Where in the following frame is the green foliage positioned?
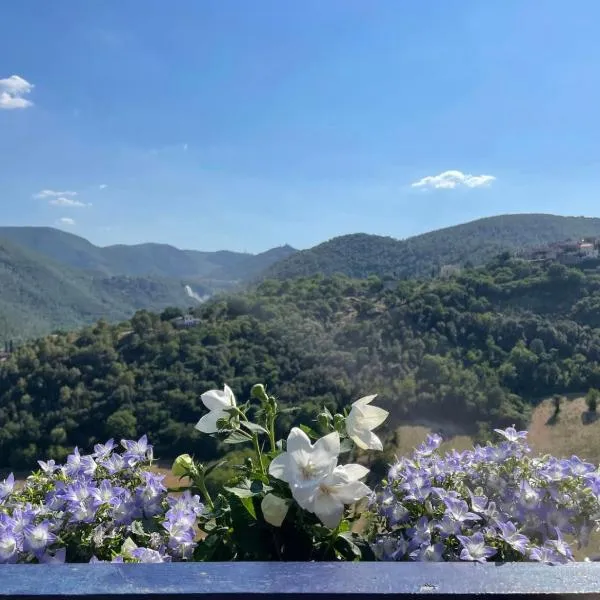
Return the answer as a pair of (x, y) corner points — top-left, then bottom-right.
(263, 214), (600, 280)
(5, 258), (600, 470)
(586, 388), (599, 413)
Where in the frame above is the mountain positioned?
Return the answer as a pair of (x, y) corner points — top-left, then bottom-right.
(262, 214), (600, 280)
(0, 238), (196, 342)
(4, 257), (600, 470)
(0, 227), (297, 281)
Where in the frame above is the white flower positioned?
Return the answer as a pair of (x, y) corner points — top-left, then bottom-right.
(261, 494), (290, 527)
(345, 394), (389, 451)
(293, 463), (371, 528)
(269, 428), (371, 528)
(195, 384), (236, 434)
(269, 428), (340, 491)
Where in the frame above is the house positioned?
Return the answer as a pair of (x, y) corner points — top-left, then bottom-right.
(172, 315), (202, 329)
(579, 242), (599, 258)
(440, 264), (462, 279)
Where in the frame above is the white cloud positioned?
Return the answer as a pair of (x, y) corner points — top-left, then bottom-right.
(49, 197), (87, 207)
(57, 217), (76, 227)
(98, 184), (108, 190)
(411, 170), (496, 190)
(34, 189), (78, 199)
(0, 75), (34, 110)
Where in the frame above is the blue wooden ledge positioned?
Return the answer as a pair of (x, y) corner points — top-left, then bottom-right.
(1, 563), (600, 599)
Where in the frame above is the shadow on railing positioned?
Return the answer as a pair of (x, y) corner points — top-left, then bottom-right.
(2, 563), (600, 599)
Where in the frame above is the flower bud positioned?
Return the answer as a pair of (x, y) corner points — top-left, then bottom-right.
(333, 413), (346, 432)
(245, 457), (254, 470)
(251, 384), (269, 403)
(317, 412), (330, 430)
(172, 454), (194, 478)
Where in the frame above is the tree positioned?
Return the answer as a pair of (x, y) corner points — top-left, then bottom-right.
(586, 388), (599, 413)
(552, 394), (562, 416)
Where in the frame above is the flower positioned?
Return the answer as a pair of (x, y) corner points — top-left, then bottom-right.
(293, 464), (371, 528)
(195, 384), (237, 434)
(269, 428), (340, 490)
(172, 454), (195, 478)
(345, 394), (389, 451)
(0, 473), (15, 501)
(456, 532), (497, 563)
(261, 494), (290, 527)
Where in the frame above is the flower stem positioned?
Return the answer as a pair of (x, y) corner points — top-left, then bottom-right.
(252, 433), (266, 477)
(194, 473), (214, 510)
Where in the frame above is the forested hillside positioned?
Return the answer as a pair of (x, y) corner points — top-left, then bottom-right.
(4, 257), (600, 470)
(264, 214), (600, 279)
(0, 227), (297, 281)
(0, 238), (200, 342)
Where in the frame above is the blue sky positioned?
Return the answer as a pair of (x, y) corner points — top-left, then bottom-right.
(2, 1), (600, 252)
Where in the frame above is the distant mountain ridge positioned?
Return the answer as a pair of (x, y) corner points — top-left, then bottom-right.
(3, 213), (600, 341)
(0, 227), (297, 281)
(263, 214), (600, 280)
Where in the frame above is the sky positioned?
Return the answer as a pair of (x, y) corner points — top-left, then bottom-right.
(2, 1), (600, 253)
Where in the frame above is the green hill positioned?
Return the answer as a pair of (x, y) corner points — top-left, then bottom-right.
(262, 214), (600, 280)
(0, 238), (197, 342)
(4, 256), (600, 470)
(0, 227), (297, 281)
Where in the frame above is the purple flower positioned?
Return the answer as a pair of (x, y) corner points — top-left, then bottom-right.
(65, 448), (97, 477)
(90, 480), (117, 507)
(456, 532), (497, 563)
(443, 497), (481, 523)
(167, 491), (204, 516)
(92, 439), (116, 460)
(0, 531), (18, 564)
(409, 543), (445, 562)
(0, 473), (15, 501)
(121, 435), (152, 466)
(23, 521), (56, 555)
(100, 453), (125, 475)
(63, 481), (94, 504)
(130, 547), (171, 563)
(37, 460), (59, 475)
(497, 521), (529, 555)
(415, 434), (443, 457)
(493, 426), (527, 443)
(546, 528), (574, 562)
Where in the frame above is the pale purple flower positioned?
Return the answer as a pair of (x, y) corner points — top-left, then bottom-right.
(456, 532), (497, 563)
(23, 521), (56, 555)
(37, 460), (59, 475)
(410, 543), (445, 562)
(0, 473), (15, 501)
(101, 453), (125, 475)
(130, 547), (171, 563)
(122, 435), (153, 466)
(92, 439), (116, 460)
(493, 427), (527, 443)
(39, 548), (66, 564)
(443, 497), (481, 523)
(497, 521), (529, 554)
(0, 531), (18, 563)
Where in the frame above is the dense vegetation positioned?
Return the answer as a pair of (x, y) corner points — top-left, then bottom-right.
(4, 256), (600, 471)
(264, 214), (600, 279)
(0, 238), (201, 342)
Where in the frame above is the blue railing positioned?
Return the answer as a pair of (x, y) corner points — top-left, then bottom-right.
(2, 563), (600, 599)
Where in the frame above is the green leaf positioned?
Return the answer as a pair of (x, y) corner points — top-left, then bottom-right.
(224, 430), (253, 444)
(224, 485), (255, 498)
(241, 421), (269, 435)
(239, 496), (257, 519)
(129, 520), (147, 537)
(204, 459), (228, 479)
(299, 424), (319, 440)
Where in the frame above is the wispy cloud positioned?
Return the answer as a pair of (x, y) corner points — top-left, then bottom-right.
(98, 184), (108, 190)
(49, 197), (88, 207)
(411, 170), (496, 190)
(57, 217), (76, 227)
(34, 189), (78, 199)
(0, 75), (34, 110)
